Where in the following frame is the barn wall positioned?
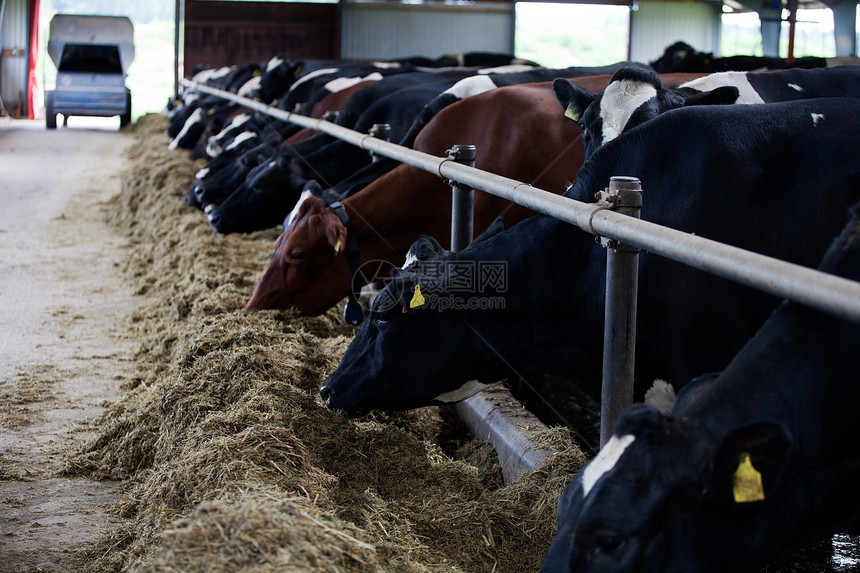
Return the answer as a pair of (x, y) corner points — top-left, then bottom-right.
(629, 0), (721, 63)
(340, 2), (514, 61)
(0, 0), (28, 115)
(183, 0), (340, 78)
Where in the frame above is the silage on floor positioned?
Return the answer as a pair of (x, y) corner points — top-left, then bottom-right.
(65, 114), (588, 572)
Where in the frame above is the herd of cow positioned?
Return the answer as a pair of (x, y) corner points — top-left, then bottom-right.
(164, 43), (860, 572)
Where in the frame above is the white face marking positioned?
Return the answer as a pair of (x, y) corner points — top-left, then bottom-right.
(444, 75), (498, 100)
(402, 250), (418, 269)
(288, 67), (339, 92)
(679, 72), (764, 104)
(169, 107), (204, 150)
(181, 92), (200, 108)
(477, 63), (535, 74)
(371, 61), (403, 69)
(238, 75), (261, 97)
(581, 434), (636, 497)
(266, 56), (285, 73)
(209, 114), (252, 156)
(433, 380), (490, 403)
(644, 379), (676, 415)
(192, 66), (233, 84)
(811, 112), (824, 126)
(599, 79), (658, 144)
(195, 167), (210, 179)
(285, 189), (313, 227)
(224, 130), (257, 152)
(324, 72), (384, 94)
(788, 82), (804, 93)
(212, 114), (252, 148)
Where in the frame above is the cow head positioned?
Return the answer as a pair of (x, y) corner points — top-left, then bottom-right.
(553, 66), (739, 159)
(540, 403), (792, 573)
(320, 224), (510, 417)
(259, 54), (303, 103)
(244, 195), (351, 314)
(648, 41), (702, 73)
(208, 150), (300, 234)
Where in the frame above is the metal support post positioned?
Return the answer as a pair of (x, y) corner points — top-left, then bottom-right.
(447, 145), (477, 252)
(368, 123), (391, 162)
(598, 176), (642, 448)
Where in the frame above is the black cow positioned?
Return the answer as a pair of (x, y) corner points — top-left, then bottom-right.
(553, 64), (860, 158)
(649, 41), (827, 73)
(205, 146), (302, 234)
(320, 97), (860, 417)
(540, 201), (860, 573)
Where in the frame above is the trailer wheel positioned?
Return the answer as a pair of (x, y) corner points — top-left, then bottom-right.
(120, 92), (132, 128)
(45, 91), (57, 129)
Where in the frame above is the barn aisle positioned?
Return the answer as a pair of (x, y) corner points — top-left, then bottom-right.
(0, 117), (137, 571)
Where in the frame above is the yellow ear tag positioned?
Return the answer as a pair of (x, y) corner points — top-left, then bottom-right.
(565, 103), (582, 122)
(732, 452), (765, 503)
(334, 239), (342, 254)
(409, 284), (426, 309)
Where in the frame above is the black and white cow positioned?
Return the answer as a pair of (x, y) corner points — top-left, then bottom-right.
(189, 131), (284, 208)
(284, 62), (637, 218)
(320, 97), (860, 417)
(554, 64), (860, 159)
(265, 65), (607, 216)
(540, 200), (860, 573)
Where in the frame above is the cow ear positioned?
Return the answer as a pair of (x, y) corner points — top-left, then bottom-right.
(297, 193), (327, 219)
(680, 85), (740, 107)
(708, 422), (792, 505)
(553, 78), (595, 124)
(385, 269), (428, 314)
(472, 217), (506, 246)
(302, 179), (324, 197)
(406, 236), (446, 264)
(320, 208), (348, 254)
(672, 372), (720, 412)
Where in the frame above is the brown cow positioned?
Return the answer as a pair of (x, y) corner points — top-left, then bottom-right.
(244, 73), (703, 315)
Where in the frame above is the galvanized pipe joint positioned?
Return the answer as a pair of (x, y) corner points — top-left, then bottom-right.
(446, 144), (477, 252)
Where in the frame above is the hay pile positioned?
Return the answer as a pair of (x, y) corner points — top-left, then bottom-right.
(66, 113), (588, 572)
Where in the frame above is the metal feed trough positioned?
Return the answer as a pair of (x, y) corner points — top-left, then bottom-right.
(45, 14), (135, 129)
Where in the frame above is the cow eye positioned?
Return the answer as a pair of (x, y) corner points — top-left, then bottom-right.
(591, 530), (625, 556)
(289, 250), (304, 262)
(374, 312), (392, 328)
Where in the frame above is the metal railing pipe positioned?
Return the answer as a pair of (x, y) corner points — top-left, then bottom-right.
(181, 79), (860, 324)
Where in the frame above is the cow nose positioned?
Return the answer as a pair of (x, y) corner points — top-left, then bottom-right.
(194, 183), (206, 199)
(319, 383), (332, 406)
(207, 210), (222, 230)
